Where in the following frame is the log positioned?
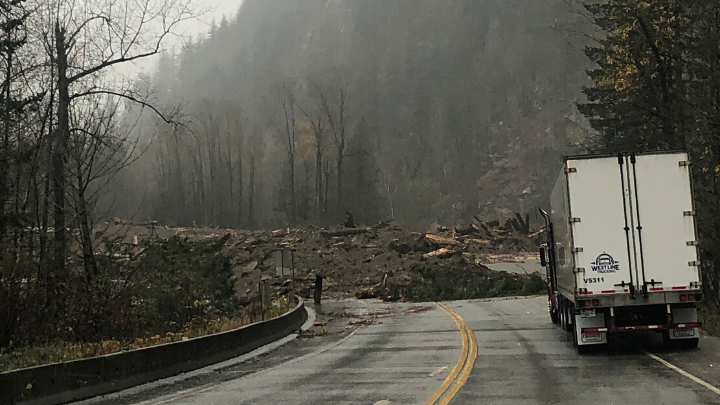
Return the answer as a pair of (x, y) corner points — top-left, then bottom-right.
(425, 234), (461, 246)
(271, 228), (289, 237)
(510, 218), (524, 233)
(479, 222), (492, 234)
(515, 213), (530, 234)
(467, 238), (491, 245)
(371, 219), (394, 229)
(320, 227), (369, 237)
(423, 248), (454, 259)
(455, 225), (475, 235)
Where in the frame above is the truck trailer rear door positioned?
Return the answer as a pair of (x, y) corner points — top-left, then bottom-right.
(566, 156), (636, 295)
(627, 153), (700, 292)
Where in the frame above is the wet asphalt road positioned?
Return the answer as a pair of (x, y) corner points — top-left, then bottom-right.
(77, 297), (720, 405)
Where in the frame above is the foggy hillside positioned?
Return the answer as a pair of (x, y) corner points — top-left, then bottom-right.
(120, 0), (593, 230)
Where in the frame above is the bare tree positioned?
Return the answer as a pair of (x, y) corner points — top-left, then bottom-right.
(275, 83), (298, 224)
(67, 95), (139, 281)
(38, 0), (194, 274)
(316, 82), (349, 211)
(298, 103), (327, 219)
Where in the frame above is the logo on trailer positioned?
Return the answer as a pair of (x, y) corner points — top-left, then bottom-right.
(591, 253), (620, 274)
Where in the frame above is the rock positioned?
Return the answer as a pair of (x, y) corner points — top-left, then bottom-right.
(410, 234), (436, 253)
(313, 321), (328, 327)
(243, 260), (258, 275)
(388, 239), (411, 254)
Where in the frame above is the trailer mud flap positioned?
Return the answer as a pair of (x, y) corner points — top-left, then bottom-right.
(575, 312), (607, 345)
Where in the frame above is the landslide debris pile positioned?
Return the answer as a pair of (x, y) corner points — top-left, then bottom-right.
(95, 218), (544, 303)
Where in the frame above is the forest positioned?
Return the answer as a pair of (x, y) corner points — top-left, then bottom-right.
(113, 0), (593, 231)
(3, 0), (720, 356)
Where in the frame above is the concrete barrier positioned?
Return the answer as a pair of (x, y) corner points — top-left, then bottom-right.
(0, 298), (307, 405)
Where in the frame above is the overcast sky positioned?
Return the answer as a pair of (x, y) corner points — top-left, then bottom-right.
(113, 0), (243, 80)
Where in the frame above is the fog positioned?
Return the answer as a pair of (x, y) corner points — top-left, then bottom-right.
(110, 0), (593, 230)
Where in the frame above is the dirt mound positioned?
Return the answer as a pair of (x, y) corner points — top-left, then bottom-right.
(93, 219), (544, 303)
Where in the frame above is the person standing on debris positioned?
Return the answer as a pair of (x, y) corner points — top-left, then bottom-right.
(344, 211), (355, 228)
(312, 269), (325, 304)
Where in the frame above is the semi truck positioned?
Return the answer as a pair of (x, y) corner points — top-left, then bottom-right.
(539, 151), (702, 352)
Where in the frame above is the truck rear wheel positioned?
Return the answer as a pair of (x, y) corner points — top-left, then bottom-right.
(663, 331), (699, 350)
(562, 299), (572, 332)
(549, 298), (559, 324)
(558, 299), (566, 330)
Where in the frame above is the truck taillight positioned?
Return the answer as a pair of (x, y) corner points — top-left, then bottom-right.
(680, 294), (687, 302)
(581, 299), (601, 308)
(688, 294), (695, 301)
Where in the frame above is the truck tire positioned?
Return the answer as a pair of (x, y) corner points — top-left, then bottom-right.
(558, 299), (566, 330)
(663, 331), (699, 350)
(679, 338), (700, 349)
(562, 299), (572, 332)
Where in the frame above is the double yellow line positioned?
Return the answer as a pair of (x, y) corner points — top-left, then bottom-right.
(424, 302), (478, 405)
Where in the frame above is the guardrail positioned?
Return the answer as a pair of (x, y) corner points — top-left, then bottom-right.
(0, 297), (307, 405)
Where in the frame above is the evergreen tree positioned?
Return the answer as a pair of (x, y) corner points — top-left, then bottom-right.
(578, 0), (720, 306)
(578, 0), (691, 152)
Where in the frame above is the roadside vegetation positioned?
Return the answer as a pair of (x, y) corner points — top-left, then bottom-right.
(0, 236), (292, 373)
(578, 1), (720, 322)
(698, 308), (720, 338)
(402, 266), (545, 302)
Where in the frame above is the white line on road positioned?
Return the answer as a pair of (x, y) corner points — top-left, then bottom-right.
(428, 366), (448, 377)
(373, 401), (391, 405)
(646, 352), (720, 396)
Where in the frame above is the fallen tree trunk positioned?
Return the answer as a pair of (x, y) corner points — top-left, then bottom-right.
(467, 238), (491, 245)
(425, 234), (461, 246)
(454, 225), (475, 235)
(423, 248), (455, 259)
(515, 213), (530, 234)
(320, 228), (369, 237)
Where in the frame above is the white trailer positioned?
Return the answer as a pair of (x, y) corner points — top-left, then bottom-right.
(539, 151), (702, 352)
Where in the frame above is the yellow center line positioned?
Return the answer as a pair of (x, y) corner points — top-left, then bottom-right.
(424, 302), (478, 405)
(438, 319), (478, 405)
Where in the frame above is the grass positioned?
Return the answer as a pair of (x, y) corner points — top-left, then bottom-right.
(0, 297), (294, 373)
